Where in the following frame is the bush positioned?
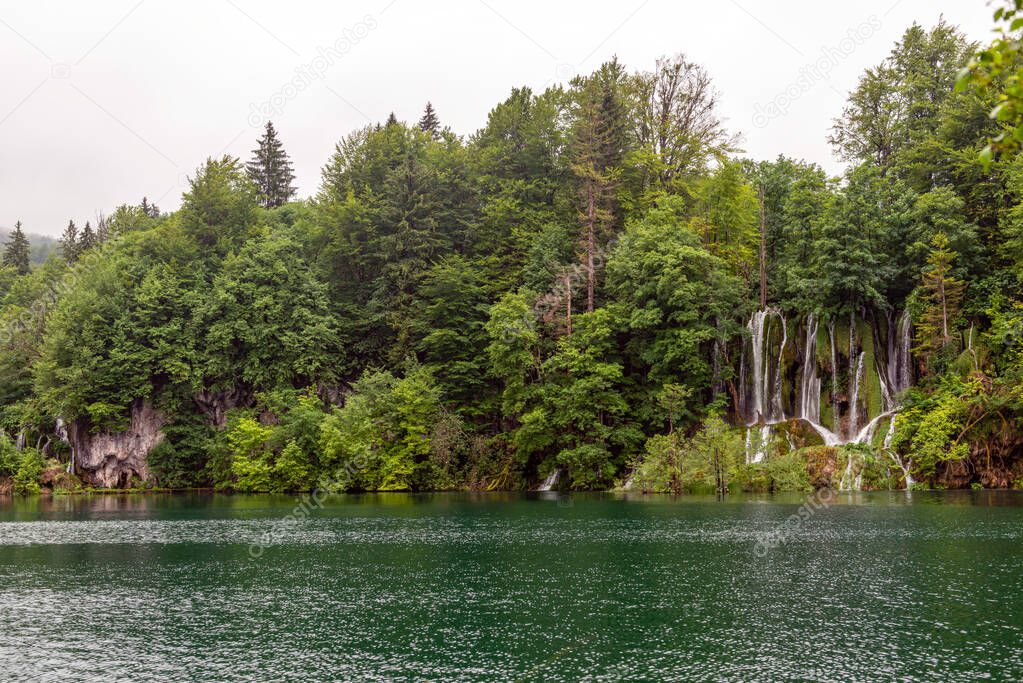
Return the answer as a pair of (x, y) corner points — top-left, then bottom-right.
(12, 449), (44, 495)
(319, 366), (442, 491)
(148, 415), (216, 488)
(0, 432), (19, 477)
(629, 417), (744, 494)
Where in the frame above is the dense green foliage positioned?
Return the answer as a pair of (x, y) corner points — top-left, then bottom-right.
(2, 17), (1023, 494)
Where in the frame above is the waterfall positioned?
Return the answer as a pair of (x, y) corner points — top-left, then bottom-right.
(733, 310), (916, 472)
(847, 352), (865, 441)
(15, 430), (25, 451)
(852, 410), (892, 445)
(747, 310), (768, 424)
(772, 312), (787, 423)
(891, 310), (912, 394)
(745, 423), (773, 464)
(799, 314), (821, 424)
(56, 418), (73, 474)
(882, 416), (896, 450)
(741, 309), (787, 426)
(829, 321), (839, 435)
(537, 469), (559, 491)
(882, 416), (914, 489)
(839, 451), (856, 491)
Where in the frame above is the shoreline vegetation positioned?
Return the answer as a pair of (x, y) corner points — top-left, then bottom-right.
(2, 10), (1023, 497)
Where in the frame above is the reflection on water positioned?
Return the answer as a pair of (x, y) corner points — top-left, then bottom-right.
(1, 491), (1023, 681)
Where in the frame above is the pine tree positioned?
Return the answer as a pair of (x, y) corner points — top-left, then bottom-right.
(3, 221), (31, 275)
(79, 221), (96, 252)
(385, 112), (399, 127)
(95, 213), (110, 243)
(245, 121), (297, 209)
(140, 197), (160, 218)
(418, 102), (440, 138)
(569, 73), (621, 312)
(60, 220), (79, 263)
(914, 232), (966, 362)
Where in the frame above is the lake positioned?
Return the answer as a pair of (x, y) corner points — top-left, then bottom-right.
(2, 491), (1022, 681)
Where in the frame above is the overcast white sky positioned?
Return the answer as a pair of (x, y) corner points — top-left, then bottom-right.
(0, 0), (994, 236)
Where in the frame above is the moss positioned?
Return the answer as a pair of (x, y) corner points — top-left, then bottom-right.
(734, 447), (815, 492)
(858, 323), (884, 420)
(815, 319), (830, 367)
(803, 446), (839, 489)
(785, 419), (824, 449)
(819, 392), (835, 431)
(869, 416), (893, 451)
(859, 449), (898, 490)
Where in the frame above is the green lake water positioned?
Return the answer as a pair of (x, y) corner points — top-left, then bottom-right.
(2, 491), (1023, 681)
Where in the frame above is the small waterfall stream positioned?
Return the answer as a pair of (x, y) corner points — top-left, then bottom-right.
(537, 469), (559, 491)
(847, 351), (865, 441)
(56, 418), (73, 473)
(799, 314), (821, 425)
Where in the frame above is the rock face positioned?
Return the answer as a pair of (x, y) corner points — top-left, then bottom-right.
(194, 387), (250, 428)
(68, 400), (165, 488)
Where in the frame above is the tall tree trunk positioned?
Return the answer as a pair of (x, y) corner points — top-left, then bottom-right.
(940, 279), (948, 342)
(759, 183), (767, 311)
(586, 182), (596, 313)
(565, 273), (573, 336)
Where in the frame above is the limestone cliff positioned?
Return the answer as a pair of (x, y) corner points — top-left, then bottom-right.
(68, 400), (165, 488)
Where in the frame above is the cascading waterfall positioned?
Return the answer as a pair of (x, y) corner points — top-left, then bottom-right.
(772, 313), (787, 422)
(847, 352), (865, 441)
(745, 423), (773, 464)
(738, 310), (916, 476)
(537, 469), (559, 491)
(881, 310), (913, 409)
(882, 415), (914, 489)
(740, 309), (788, 463)
(799, 314), (821, 425)
(829, 321), (839, 435)
(56, 418), (73, 474)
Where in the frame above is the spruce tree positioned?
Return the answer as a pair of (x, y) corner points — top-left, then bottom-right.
(418, 102), (440, 138)
(245, 121), (297, 209)
(140, 196), (160, 218)
(385, 112), (399, 127)
(60, 220), (79, 263)
(95, 214), (110, 243)
(3, 221), (31, 275)
(914, 232), (966, 363)
(79, 221), (96, 252)
(569, 72), (621, 312)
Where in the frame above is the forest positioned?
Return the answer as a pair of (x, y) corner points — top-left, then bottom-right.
(1, 16), (1022, 495)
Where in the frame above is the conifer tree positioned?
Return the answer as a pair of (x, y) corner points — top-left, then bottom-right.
(95, 213), (110, 243)
(569, 71), (623, 312)
(60, 219), (79, 263)
(418, 102), (440, 138)
(3, 221), (31, 275)
(140, 196), (160, 218)
(245, 121), (297, 209)
(385, 112), (399, 127)
(79, 221), (96, 252)
(914, 232), (966, 362)
(60, 220), (80, 263)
